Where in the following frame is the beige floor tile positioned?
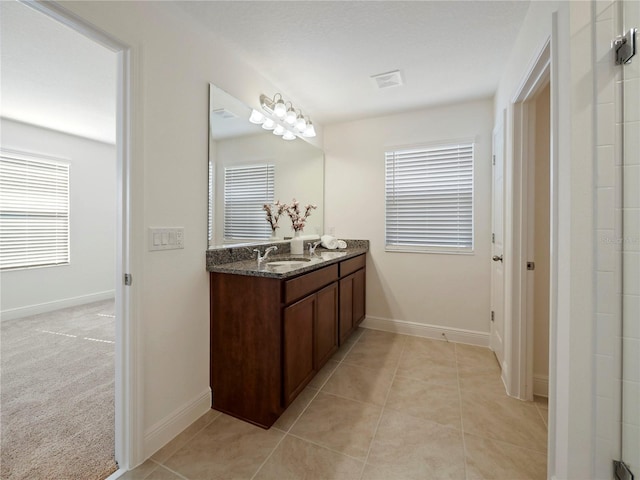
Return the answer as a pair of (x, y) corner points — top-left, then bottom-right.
(290, 392), (382, 460)
(536, 404), (549, 427)
(395, 349), (458, 385)
(119, 459), (161, 480)
(366, 409), (466, 479)
(330, 340), (357, 361)
(357, 329), (405, 346)
(163, 414), (283, 480)
(461, 392), (548, 453)
(321, 362), (395, 406)
(459, 369), (507, 397)
(402, 336), (456, 364)
(342, 338), (404, 371)
(385, 375), (461, 429)
(144, 465), (186, 480)
(464, 433), (547, 480)
(273, 387), (318, 432)
(254, 435), (363, 480)
(308, 360), (339, 389)
(152, 409), (220, 463)
(456, 344), (501, 374)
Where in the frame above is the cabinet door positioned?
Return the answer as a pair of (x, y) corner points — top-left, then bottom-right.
(315, 282), (338, 369)
(283, 294), (316, 406)
(339, 275), (354, 344)
(353, 268), (366, 326)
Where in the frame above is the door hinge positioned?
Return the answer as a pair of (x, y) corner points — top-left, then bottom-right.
(614, 28), (637, 65)
(527, 261), (535, 271)
(613, 460), (634, 480)
(492, 233), (495, 244)
(124, 273), (133, 286)
(492, 154), (496, 165)
(491, 311), (495, 322)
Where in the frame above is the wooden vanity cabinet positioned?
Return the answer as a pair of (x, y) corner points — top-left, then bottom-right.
(339, 256), (366, 344)
(283, 282), (338, 405)
(210, 253), (365, 428)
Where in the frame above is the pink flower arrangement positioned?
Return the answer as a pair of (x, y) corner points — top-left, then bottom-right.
(286, 198), (317, 232)
(263, 200), (287, 232)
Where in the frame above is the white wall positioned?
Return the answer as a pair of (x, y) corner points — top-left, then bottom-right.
(213, 133), (324, 245)
(58, 0), (324, 463)
(0, 118), (116, 319)
(324, 99), (493, 341)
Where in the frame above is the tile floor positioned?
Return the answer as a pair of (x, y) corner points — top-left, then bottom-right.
(122, 328), (548, 480)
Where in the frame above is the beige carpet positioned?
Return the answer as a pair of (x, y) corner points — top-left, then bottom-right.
(1, 300), (118, 480)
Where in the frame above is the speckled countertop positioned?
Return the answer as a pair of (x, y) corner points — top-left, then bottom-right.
(206, 240), (369, 279)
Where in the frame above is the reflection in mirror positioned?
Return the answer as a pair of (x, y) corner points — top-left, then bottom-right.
(208, 84), (324, 248)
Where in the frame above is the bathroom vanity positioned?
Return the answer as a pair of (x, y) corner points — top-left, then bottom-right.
(207, 242), (367, 428)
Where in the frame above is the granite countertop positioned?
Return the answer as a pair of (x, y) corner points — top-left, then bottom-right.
(206, 240), (368, 278)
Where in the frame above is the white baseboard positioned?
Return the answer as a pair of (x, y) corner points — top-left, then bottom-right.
(144, 388), (212, 460)
(361, 315), (490, 347)
(533, 374), (549, 397)
(1, 290), (115, 321)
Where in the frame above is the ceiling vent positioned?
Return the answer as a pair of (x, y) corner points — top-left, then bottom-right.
(211, 108), (237, 120)
(371, 70), (404, 89)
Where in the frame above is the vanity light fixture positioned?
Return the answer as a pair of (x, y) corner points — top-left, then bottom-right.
(253, 93), (317, 140)
(261, 118), (275, 130)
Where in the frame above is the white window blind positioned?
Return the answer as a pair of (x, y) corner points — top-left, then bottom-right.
(224, 164), (274, 240)
(385, 143), (474, 253)
(0, 151), (70, 270)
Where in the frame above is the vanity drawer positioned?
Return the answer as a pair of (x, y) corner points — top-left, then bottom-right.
(339, 255), (366, 277)
(284, 264), (338, 304)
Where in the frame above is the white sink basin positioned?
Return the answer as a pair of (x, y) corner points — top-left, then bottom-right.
(267, 260), (309, 268)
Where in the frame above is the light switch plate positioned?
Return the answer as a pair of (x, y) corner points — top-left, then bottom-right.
(149, 227), (184, 251)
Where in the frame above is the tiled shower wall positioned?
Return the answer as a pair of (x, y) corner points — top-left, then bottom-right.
(620, 0), (640, 472)
(594, 2), (623, 476)
(594, 0), (639, 477)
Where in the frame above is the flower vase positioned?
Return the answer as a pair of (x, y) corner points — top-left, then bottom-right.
(290, 231), (304, 255)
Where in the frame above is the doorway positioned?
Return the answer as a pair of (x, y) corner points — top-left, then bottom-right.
(0, 0), (136, 476)
(529, 82), (551, 400)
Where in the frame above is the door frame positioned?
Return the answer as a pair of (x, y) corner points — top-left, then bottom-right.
(506, 39), (552, 402)
(21, 0), (142, 471)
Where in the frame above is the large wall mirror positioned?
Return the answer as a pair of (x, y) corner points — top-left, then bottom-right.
(208, 84), (324, 248)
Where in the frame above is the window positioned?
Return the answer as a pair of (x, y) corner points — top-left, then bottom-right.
(223, 164), (274, 240)
(0, 150), (70, 270)
(385, 142), (474, 253)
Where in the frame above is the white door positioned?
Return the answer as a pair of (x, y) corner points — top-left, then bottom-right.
(490, 112), (505, 368)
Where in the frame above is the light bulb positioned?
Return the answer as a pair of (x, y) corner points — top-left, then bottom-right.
(282, 130), (296, 140)
(302, 122), (316, 138)
(285, 107), (296, 125)
(295, 115), (307, 131)
(273, 125), (285, 136)
(273, 99), (286, 118)
(262, 118), (275, 130)
(249, 109), (265, 124)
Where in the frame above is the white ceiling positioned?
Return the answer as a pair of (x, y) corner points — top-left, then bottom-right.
(172, 0), (531, 125)
(0, 1), (117, 144)
(0, 1), (530, 143)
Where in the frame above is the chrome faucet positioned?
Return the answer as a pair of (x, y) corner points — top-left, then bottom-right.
(253, 246), (278, 264)
(308, 240), (322, 256)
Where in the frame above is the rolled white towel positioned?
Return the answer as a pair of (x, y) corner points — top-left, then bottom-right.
(321, 234), (339, 249)
(336, 240), (347, 249)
